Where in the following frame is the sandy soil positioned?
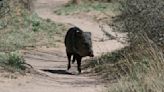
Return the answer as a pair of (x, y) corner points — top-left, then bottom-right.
(0, 0), (127, 92)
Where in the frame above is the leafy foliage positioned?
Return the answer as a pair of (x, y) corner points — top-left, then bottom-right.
(113, 0), (164, 51)
(0, 51), (27, 73)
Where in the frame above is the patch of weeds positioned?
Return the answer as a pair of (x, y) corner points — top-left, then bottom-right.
(54, 2), (119, 15)
(0, 0), (67, 51)
(84, 50), (124, 69)
(0, 12), (66, 51)
(0, 51), (28, 73)
(0, 29), (36, 51)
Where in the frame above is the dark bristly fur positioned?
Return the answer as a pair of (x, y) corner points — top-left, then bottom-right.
(64, 27), (94, 73)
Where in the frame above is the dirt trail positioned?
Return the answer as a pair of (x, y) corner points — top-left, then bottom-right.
(34, 0), (126, 56)
(0, 0), (126, 92)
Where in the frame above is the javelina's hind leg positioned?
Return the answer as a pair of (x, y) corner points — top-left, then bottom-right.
(67, 52), (72, 70)
(76, 55), (82, 74)
(72, 55), (76, 64)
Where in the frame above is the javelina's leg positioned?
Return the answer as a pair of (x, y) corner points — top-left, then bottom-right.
(76, 55), (82, 73)
(67, 52), (72, 70)
(72, 55), (76, 64)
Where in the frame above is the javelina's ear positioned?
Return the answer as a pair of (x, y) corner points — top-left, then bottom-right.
(76, 30), (82, 34)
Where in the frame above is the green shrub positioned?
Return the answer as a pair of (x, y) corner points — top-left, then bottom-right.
(0, 0), (66, 52)
(0, 12), (66, 51)
(0, 51), (27, 73)
(113, 0), (164, 51)
(54, 2), (119, 15)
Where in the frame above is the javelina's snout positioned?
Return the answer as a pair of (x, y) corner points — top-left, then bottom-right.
(89, 51), (94, 57)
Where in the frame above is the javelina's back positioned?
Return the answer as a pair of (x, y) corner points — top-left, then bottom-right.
(64, 27), (93, 57)
(65, 27), (94, 73)
(64, 27), (83, 54)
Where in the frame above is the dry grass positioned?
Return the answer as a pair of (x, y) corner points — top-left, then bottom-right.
(84, 0), (164, 91)
(107, 42), (164, 92)
(84, 33), (164, 92)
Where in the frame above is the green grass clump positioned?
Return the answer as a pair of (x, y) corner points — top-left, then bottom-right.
(0, 0), (66, 52)
(0, 51), (27, 73)
(0, 12), (66, 51)
(54, 2), (119, 15)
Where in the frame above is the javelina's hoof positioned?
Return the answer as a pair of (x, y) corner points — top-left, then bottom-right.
(67, 65), (71, 70)
(78, 69), (81, 74)
(72, 60), (75, 64)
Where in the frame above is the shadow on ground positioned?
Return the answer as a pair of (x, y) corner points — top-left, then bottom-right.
(41, 69), (74, 75)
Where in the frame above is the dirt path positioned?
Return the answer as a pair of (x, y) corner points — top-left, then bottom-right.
(34, 0), (126, 56)
(0, 0), (127, 92)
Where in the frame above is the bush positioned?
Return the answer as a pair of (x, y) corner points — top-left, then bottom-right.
(113, 0), (164, 52)
(84, 0), (164, 91)
(0, 51), (28, 73)
(54, 2), (118, 15)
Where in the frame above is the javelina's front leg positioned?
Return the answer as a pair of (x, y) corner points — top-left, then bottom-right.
(72, 55), (76, 64)
(76, 55), (82, 73)
(67, 52), (72, 70)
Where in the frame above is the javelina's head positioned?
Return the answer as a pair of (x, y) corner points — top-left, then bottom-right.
(75, 30), (94, 57)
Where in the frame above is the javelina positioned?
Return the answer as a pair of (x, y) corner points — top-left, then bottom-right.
(65, 27), (94, 73)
